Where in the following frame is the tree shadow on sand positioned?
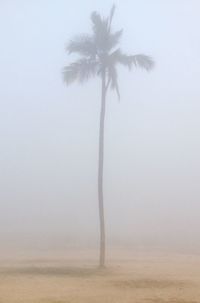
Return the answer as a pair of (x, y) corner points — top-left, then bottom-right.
(112, 278), (191, 289)
(147, 298), (198, 303)
(0, 266), (109, 277)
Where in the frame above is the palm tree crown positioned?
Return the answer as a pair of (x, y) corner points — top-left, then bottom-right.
(63, 5), (154, 98)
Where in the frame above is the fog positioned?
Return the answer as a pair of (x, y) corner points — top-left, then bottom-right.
(1, 0), (200, 255)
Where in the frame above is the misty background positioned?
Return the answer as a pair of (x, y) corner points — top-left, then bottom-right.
(0, 0), (200, 255)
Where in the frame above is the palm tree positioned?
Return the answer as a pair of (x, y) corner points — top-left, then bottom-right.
(63, 5), (154, 268)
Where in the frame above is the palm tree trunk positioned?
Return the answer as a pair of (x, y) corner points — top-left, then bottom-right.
(98, 70), (106, 268)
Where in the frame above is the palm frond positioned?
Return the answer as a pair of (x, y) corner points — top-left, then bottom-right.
(63, 59), (98, 85)
(109, 49), (154, 71)
(91, 11), (103, 28)
(91, 11), (108, 37)
(67, 35), (96, 57)
(91, 12), (109, 52)
(108, 4), (116, 31)
(107, 65), (120, 99)
(131, 54), (155, 71)
(108, 29), (123, 50)
(91, 9), (122, 52)
(108, 48), (124, 64)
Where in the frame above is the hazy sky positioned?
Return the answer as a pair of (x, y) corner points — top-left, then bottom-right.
(1, 0), (200, 253)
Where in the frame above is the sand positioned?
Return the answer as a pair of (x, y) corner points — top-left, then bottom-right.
(0, 250), (200, 303)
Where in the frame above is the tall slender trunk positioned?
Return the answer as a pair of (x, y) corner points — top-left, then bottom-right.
(98, 71), (106, 268)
